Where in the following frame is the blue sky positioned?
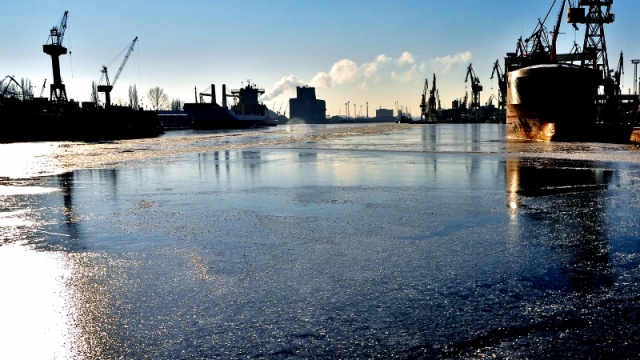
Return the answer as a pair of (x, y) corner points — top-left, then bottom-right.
(4, 0), (639, 116)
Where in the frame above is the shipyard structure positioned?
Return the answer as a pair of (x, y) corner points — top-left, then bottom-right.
(0, 11), (163, 143)
(289, 86), (326, 124)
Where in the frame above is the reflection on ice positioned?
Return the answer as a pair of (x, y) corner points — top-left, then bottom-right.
(0, 124), (640, 357)
(505, 157), (616, 293)
(0, 243), (77, 359)
(0, 142), (68, 179)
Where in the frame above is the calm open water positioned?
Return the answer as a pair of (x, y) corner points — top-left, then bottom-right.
(1, 123), (640, 359)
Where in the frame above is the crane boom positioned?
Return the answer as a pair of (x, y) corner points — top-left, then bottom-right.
(112, 36), (138, 88)
(97, 36), (138, 107)
(47, 11), (68, 46)
(39, 79), (47, 98)
(550, 0), (566, 62)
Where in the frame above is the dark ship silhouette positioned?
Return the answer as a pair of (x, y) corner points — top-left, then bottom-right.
(504, 0), (638, 143)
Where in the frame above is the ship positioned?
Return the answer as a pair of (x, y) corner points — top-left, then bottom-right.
(505, 0), (639, 143)
(229, 81), (276, 127)
(183, 82), (273, 129)
(0, 11), (163, 143)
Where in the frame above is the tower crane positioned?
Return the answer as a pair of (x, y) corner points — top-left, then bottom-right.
(490, 60), (506, 111)
(464, 63), (483, 115)
(42, 10), (69, 103)
(98, 36), (138, 108)
(419, 78), (428, 121)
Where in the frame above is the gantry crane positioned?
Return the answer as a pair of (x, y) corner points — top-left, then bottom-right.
(490, 60), (506, 111)
(98, 36), (138, 107)
(42, 11), (69, 103)
(465, 64), (482, 116)
(567, 0), (621, 120)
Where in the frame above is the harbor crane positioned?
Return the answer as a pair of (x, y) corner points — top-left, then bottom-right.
(465, 63), (482, 116)
(98, 36), (138, 108)
(485, 94), (497, 107)
(613, 51), (623, 96)
(427, 74), (438, 121)
(42, 10), (69, 103)
(490, 60), (506, 111)
(419, 78), (428, 121)
(39, 79), (47, 98)
(0, 75), (23, 100)
(420, 75), (439, 122)
(566, 0), (634, 120)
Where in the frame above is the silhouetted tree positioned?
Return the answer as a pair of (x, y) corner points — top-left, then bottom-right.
(20, 78), (33, 100)
(90, 81), (99, 106)
(170, 98), (183, 111)
(129, 84), (139, 109)
(147, 86), (169, 110)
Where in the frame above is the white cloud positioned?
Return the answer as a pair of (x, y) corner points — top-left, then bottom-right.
(397, 51), (415, 66)
(433, 50), (472, 72)
(310, 52), (415, 89)
(391, 64), (419, 82)
(329, 59), (360, 85)
(265, 51), (438, 100)
(310, 72), (332, 90)
(361, 54), (391, 78)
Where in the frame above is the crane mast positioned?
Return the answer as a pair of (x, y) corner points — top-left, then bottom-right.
(98, 36), (138, 108)
(42, 10), (69, 104)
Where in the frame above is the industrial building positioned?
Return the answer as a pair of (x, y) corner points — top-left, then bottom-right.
(289, 86), (326, 123)
(375, 108), (393, 119)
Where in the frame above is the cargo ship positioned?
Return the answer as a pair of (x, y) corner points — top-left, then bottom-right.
(183, 82), (272, 129)
(229, 81), (275, 126)
(505, 0), (638, 143)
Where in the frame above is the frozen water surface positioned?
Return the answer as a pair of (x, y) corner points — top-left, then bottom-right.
(1, 123), (640, 358)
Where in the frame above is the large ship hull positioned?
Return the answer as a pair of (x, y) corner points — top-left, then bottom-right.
(506, 64), (634, 143)
(183, 103), (261, 130)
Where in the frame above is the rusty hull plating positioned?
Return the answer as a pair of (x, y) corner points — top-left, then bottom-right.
(506, 64), (602, 142)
